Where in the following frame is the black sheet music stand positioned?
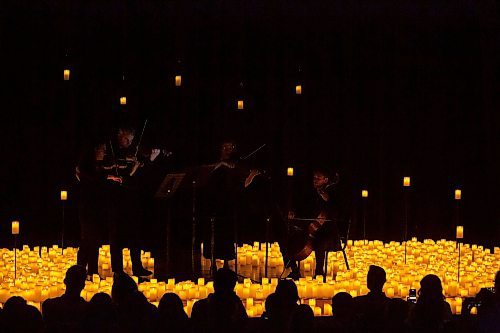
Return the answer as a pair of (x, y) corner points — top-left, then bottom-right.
(155, 173), (186, 278)
(155, 173), (186, 199)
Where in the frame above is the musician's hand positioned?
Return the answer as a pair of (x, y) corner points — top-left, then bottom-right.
(150, 149), (161, 162)
(107, 175), (123, 184)
(288, 211), (295, 220)
(244, 169), (261, 188)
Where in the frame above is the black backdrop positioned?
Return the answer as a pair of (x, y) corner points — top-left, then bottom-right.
(1, 0), (499, 248)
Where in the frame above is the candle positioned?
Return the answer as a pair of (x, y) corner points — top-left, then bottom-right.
(456, 226), (464, 239)
(120, 97), (127, 105)
(60, 190), (68, 201)
(63, 69), (70, 81)
(455, 189), (461, 200)
(362, 190), (368, 198)
(12, 221), (20, 235)
(287, 167), (294, 177)
(237, 100), (244, 110)
(175, 75), (182, 87)
(295, 85), (302, 95)
(403, 177), (411, 187)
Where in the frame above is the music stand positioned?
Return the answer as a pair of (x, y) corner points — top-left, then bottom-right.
(155, 173), (186, 199)
(155, 173), (186, 278)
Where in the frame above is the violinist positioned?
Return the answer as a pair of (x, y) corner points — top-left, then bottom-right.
(105, 125), (160, 277)
(200, 139), (264, 270)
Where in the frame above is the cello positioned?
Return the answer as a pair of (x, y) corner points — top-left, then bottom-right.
(287, 174), (340, 262)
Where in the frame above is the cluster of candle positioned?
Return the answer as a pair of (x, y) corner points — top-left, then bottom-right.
(97, 245), (154, 278)
(201, 242), (285, 280)
(0, 240), (497, 317)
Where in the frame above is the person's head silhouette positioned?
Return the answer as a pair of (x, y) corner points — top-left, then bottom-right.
(367, 265), (386, 293)
(418, 274), (444, 302)
(275, 279), (299, 304)
(213, 268), (237, 294)
(159, 293), (187, 319)
(64, 265), (87, 296)
(111, 272), (138, 304)
(331, 292), (353, 318)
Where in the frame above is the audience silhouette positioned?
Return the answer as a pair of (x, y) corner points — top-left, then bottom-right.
(2, 296), (43, 333)
(156, 292), (190, 332)
(191, 268), (248, 333)
(329, 291), (354, 332)
(83, 292), (118, 333)
(111, 272), (157, 333)
(42, 265), (88, 333)
(262, 279), (300, 333)
(407, 274), (452, 333)
(352, 265), (390, 333)
(0, 265), (497, 333)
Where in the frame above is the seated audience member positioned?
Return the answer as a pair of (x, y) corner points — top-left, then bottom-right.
(329, 291), (354, 332)
(352, 265), (390, 333)
(156, 293), (190, 332)
(111, 272), (157, 333)
(83, 292), (118, 333)
(476, 270), (500, 333)
(384, 298), (410, 333)
(2, 296), (43, 333)
(407, 274), (452, 333)
(290, 304), (315, 333)
(42, 265), (88, 333)
(191, 268), (248, 333)
(262, 279), (300, 333)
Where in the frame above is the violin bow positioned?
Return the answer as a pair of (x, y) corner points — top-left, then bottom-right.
(134, 118), (149, 158)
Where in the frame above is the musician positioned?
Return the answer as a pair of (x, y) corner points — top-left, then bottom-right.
(106, 125), (160, 277)
(287, 167), (342, 278)
(308, 167), (342, 277)
(201, 139), (262, 270)
(76, 141), (111, 276)
(200, 140), (240, 268)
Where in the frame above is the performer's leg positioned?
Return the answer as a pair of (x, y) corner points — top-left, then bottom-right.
(110, 242), (124, 273)
(314, 243), (327, 278)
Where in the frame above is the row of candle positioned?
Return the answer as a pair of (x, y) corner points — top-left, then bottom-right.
(0, 240), (497, 316)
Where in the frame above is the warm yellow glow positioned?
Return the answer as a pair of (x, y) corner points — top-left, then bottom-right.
(403, 177), (411, 187)
(455, 189), (462, 200)
(175, 75), (182, 87)
(120, 97), (127, 105)
(0, 239), (497, 318)
(60, 190), (68, 201)
(11, 221), (19, 235)
(287, 167), (294, 177)
(237, 100), (244, 110)
(295, 85), (302, 95)
(456, 226), (464, 239)
(362, 190), (368, 198)
(63, 69), (70, 81)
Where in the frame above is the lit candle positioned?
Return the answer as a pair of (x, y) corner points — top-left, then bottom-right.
(63, 69), (70, 81)
(295, 85), (302, 95)
(456, 226), (464, 239)
(120, 97), (127, 105)
(60, 190), (68, 201)
(362, 190), (368, 198)
(175, 75), (182, 87)
(237, 100), (244, 110)
(403, 177), (411, 187)
(12, 221), (19, 235)
(455, 189), (461, 200)
(287, 167), (294, 177)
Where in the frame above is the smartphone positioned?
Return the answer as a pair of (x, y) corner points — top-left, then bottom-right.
(408, 288), (417, 303)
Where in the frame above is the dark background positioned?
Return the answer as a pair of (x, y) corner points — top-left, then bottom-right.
(1, 0), (499, 249)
